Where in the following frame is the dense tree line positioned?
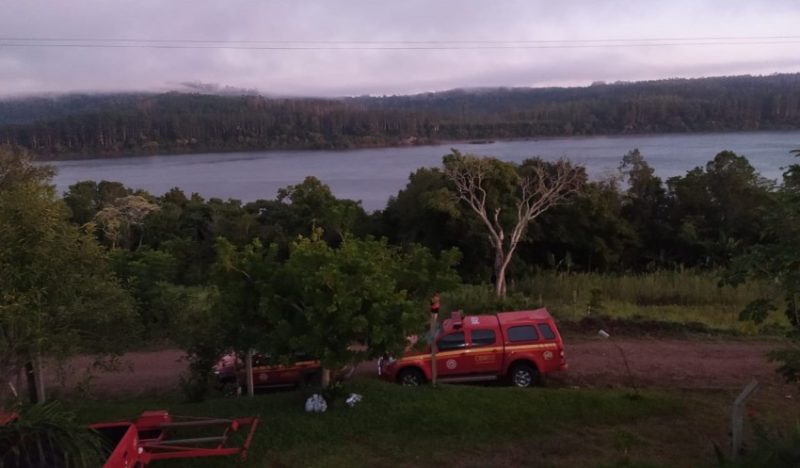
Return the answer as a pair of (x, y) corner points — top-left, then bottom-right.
(48, 144), (793, 323)
(3, 142), (799, 400)
(2, 74), (800, 158)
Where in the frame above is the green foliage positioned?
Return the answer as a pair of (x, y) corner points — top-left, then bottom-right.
(768, 345), (800, 384)
(0, 147), (137, 383)
(0, 145), (55, 190)
(110, 248), (178, 334)
(390, 244), (462, 301)
(443, 283), (540, 314)
(277, 176), (369, 241)
(167, 285), (225, 401)
(211, 236), (280, 353)
(266, 234), (421, 370)
(588, 287), (606, 314)
(667, 151), (774, 266)
(726, 149), (800, 383)
(739, 299), (778, 325)
(0, 402), (105, 468)
(728, 422), (800, 468)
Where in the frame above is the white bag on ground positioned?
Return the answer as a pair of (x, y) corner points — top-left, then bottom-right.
(345, 393), (363, 407)
(305, 394), (328, 412)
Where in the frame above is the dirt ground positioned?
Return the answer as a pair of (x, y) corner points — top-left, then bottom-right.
(43, 336), (793, 398)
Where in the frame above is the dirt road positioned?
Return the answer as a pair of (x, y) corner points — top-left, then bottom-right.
(550, 337), (784, 390)
(46, 338), (787, 397)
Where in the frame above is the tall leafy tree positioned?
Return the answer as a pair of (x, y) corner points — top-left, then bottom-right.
(266, 234), (420, 386)
(667, 151), (774, 266)
(0, 147), (136, 402)
(727, 150), (800, 384)
(618, 149), (670, 268)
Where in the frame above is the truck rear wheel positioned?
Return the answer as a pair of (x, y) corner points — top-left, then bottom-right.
(397, 368), (425, 386)
(510, 363), (539, 388)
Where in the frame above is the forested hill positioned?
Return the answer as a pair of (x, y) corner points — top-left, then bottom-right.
(2, 73), (800, 159)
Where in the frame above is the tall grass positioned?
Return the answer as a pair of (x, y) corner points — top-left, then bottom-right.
(443, 271), (786, 332)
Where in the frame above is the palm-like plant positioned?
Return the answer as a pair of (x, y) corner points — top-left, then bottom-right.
(0, 402), (106, 467)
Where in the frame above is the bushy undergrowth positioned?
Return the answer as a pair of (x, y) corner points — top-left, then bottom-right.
(444, 271), (785, 333)
(0, 402), (106, 468)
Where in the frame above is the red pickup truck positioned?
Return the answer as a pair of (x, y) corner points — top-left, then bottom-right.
(214, 352), (322, 392)
(379, 309), (567, 387)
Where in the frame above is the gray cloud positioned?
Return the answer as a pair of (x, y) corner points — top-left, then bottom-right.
(0, 0), (799, 97)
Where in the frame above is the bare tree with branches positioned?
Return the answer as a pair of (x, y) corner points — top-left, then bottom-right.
(444, 151), (584, 297)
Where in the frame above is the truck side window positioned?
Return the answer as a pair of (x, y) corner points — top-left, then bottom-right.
(507, 325), (539, 342)
(538, 323), (556, 340)
(437, 332), (466, 351)
(470, 329), (496, 347)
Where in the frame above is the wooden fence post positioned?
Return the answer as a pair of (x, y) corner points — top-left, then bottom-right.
(731, 379), (759, 462)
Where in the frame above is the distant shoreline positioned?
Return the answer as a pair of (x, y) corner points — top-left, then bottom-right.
(35, 128), (800, 162)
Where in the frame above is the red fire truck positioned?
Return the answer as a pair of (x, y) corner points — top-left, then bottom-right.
(379, 309), (567, 387)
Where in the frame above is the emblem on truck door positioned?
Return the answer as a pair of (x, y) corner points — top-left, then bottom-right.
(446, 359), (457, 370)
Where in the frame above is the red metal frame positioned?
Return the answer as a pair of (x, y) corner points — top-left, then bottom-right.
(133, 411), (259, 463)
(0, 412), (18, 426)
(89, 410), (259, 466)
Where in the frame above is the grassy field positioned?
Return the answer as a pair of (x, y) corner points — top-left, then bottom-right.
(67, 378), (753, 468)
(445, 272), (786, 333)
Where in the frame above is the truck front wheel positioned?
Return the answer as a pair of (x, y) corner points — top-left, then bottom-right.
(510, 363), (539, 388)
(397, 368), (425, 386)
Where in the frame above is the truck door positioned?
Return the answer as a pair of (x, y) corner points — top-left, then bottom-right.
(467, 329), (502, 375)
(435, 332), (471, 376)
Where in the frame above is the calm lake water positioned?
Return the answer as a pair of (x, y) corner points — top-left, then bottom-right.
(50, 131), (800, 211)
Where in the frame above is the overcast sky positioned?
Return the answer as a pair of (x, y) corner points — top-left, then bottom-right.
(1, 0), (799, 98)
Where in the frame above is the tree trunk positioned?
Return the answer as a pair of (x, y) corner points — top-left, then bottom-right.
(245, 349), (254, 397)
(34, 355), (45, 403)
(320, 368), (332, 388)
(25, 362), (37, 403)
(493, 244), (508, 297)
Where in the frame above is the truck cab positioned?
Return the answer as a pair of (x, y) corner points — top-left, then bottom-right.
(379, 308), (567, 387)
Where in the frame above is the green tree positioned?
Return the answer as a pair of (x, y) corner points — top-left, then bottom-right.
(266, 234), (449, 387)
(618, 149), (670, 268)
(727, 150), (800, 384)
(0, 147), (137, 402)
(667, 151), (774, 266)
(63, 181), (100, 225)
(110, 248), (179, 335)
(276, 176), (369, 242)
(379, 167), (490, 282)
(531, 178), (636, 272)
